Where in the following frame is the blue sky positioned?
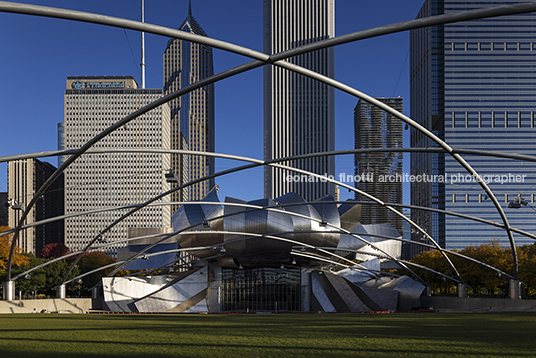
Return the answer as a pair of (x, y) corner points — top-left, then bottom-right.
(0, 0), (425, 203)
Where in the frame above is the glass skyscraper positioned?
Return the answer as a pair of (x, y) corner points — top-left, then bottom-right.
(410, 0), (536, 253)
(354, 98), (404, 234)
(163, 4), (215, 206)
(263, 0), (335, 201)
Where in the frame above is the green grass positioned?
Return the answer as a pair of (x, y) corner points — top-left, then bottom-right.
(0, 312), (535, 357)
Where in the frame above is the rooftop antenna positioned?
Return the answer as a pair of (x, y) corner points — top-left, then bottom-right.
(141, 0), (146, 89)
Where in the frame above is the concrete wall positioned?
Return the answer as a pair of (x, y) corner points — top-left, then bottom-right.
(420, 296), (536, 312)
(0, 298), (92, 314)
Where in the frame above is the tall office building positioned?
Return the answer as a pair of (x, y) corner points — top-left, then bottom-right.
(0, 192), (8, 227)
(410, 0), (536, 253)
(63, 76), (171, 255)
(7, 159), (64, 255)
(57, 122), (66, 168)
(354, 98), (404, 234)
(163, 3), (215, 207)
(263, 0), (335, 201)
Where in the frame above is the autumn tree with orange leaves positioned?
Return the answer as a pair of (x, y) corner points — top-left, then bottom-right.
(409, 240), (536, 297)
(0, 226), (30, 273)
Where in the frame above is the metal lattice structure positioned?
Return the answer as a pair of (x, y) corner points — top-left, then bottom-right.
(2, 1), (536, 304)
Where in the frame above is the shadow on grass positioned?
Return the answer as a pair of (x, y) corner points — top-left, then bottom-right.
(0, 313), (535, 358)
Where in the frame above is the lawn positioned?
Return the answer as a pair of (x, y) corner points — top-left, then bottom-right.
(0, 312), (535, 357)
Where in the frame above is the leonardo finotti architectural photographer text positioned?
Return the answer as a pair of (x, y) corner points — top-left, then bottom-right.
(285, 173), (527, 184)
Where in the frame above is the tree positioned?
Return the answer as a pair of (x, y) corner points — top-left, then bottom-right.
(410, 249), (457, 294)
(518, 243), (536, 297)
(0, 226), (30, 273)
(409, 240), (518, 297)
(41, 242), (72, 259)
(11, 253), (80, 297)
(78, 251), (116, 291)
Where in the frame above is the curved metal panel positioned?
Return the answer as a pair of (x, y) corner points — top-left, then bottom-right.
(224, 197), (294, 265)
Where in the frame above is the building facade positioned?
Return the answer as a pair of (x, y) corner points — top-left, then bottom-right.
(354, 98), (404, 234)
(163, 4), (215, 206)
(263, 0), (335, 201)
(0, 192), (7, 227)
(63, 76), (171, 255)
(410, 0), (536, 253)
(7, 159), (64, 255)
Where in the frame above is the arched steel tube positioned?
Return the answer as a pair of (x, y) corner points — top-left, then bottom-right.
(0, 1), (269, 62)
(3, 1), (534, 280)
(268, 161), (465, 283)
(273, 60), (518, 279)
(105, 207), (415, 281)
(5, 198), (523, 287)
(322, 244), (514, 282)
(5, 60), (263, 280)
(5, 155), (530, 286)
(5, 146), (536, 165)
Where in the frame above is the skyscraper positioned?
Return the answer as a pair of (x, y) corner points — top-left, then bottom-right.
(354, 98), (404, 234)
(163, 3), (215, 206)
(410, 0), (536, 253)
(263, 0), (335, 201)
(63, 76), (171, 255)
(7, 158), (64, 255)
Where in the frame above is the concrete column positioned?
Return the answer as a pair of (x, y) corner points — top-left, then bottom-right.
(425, 286), (432, 296)
(457, 283), (466, 298)
(301, 268), (313, 312)
(56, 284), (66, 299)
(2, 281), (14, 301)
(509, 279), (521, 300)
(91, 286), (100, 299)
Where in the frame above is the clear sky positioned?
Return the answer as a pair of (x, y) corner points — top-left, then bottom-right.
(0, 0), (425, 203)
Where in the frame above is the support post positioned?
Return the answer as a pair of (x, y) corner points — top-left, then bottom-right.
(509, 279), (521, 299)
(91, 286), (100, 299)
(2, 281), (15, 301)
(56, 284), (66, 299)
(457, 283), (467, 298)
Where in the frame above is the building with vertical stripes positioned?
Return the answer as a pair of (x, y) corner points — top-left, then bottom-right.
(7, 158), (64, 256)
(263, 0), (335, 201)
(163, 3), (215, 207)
(63, 76), (171, 256)
(410, 0), (536, 253)
(354, 98), (404, 234)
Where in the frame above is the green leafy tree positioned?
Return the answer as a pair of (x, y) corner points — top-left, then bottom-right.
(78, 251), (116, 291)
(11, 253), (80, 297)
(518, 243), (536, 297)
(455, 242), (512, 296)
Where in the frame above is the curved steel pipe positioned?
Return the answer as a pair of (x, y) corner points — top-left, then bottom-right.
(3, 1), (534, 281)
